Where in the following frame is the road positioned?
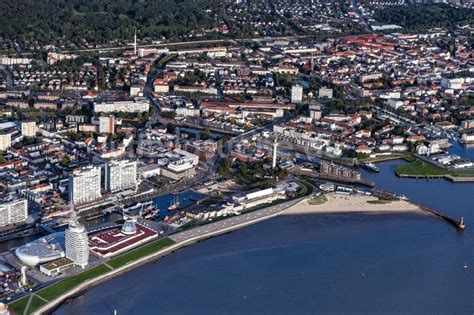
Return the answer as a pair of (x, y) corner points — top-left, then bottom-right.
(351, 0), (373, 32)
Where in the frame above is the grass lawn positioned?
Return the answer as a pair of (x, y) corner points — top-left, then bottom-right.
(395, 159), (449, 176)
(37, 264), (111, 302)
(396, 159), (474, 177)
(8, 237), (176, 314)
(295, 179), (314, 197)
(9, 295), (47, 315)
(307, 195), (328, 205)
(9, 296), (29, 315)
(27, 296), (47, 313)
(108, 237), (175, 269)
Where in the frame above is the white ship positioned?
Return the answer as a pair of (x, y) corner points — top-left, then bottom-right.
(123, 201), (159, 219)
(168, 197), (181, 211)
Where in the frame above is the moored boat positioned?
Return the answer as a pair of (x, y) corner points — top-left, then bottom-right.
(168, 197), (180, 211)
(362, 162), (380, 173)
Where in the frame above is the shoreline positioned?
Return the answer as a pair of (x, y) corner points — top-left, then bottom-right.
(282, 193), (425, 216)
(33, 194), (423, 314)
(34, 197), (305, 315)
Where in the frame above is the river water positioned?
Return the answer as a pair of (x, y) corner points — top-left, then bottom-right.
(52, 148), (474, 314)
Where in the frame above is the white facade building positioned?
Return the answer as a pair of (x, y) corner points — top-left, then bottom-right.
(129, 85), (143, 97)
(416, 144), (428, 155)
(0, 57), (31, 65)
(0, 133), (11, 151)
(167, 160), (194, 173)
(0, 199), (28, 227)
(318, 87), (333, 99)
(173, 149), (199, 165)
(69, 166), (102, 205)
(65, 215), (89, 268)
(21, 121), (37, 137)
(105, 160), (137, 192)
(176, 106), (200, 117)
(309, 104), (322, 120)
(461, 133), (474, 143)
(291, 84), (303, 103)
(94, 98), (149, 113)
(99, 116), (115, 134)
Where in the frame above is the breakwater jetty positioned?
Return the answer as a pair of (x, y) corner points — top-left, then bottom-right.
(408, 200), (465, 230)
(373, 188), (465, 230)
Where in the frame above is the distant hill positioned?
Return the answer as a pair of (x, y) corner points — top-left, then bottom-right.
(0, 0), (219, 49)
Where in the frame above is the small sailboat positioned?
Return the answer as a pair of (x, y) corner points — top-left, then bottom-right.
(458, 217), (465, 230)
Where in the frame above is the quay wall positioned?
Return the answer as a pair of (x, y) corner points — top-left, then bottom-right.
(397, 173), (474, 183)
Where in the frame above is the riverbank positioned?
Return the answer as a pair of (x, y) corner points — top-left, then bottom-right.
(283, 193), (423, 216)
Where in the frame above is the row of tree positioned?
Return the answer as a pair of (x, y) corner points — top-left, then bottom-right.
(374, 4), (474, 32)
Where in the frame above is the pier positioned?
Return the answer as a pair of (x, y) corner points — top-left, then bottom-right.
(372, 188), (465, 230)
(408, 200), (465, 230)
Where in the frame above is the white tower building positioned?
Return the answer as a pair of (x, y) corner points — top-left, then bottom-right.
(272, 140), (278, 169)
(65, 214), (89, 268)
(0, 199), (28, 227)
(105, 160), (137, 192)
(99, 115), (115, 134)
(0, 132), (11, 151)
(291, 84), (303, 103)
(69, 166), (102, 205)
(21, 121), (37, 137)
(20, 266), (27, 287)
(134, 29), (137, 56)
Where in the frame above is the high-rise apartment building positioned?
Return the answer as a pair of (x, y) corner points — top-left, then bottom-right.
(0, 132), (11, 151)
(21, 121), (37, 137)
(69, 166), (102, 205)
(291, 84), (303, 103)
(105, 160), (137, 192)
(0, 199), (28, 227)
(99, 115), (115, 134)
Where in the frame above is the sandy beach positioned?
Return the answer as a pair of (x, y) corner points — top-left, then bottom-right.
(283, 193), (424, 215)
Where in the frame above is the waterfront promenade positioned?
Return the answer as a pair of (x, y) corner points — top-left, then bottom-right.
(32, 197), (305, 315)
(170, 198), (304, 243)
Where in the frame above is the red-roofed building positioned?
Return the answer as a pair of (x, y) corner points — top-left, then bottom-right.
(89, 220), (158, 257)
